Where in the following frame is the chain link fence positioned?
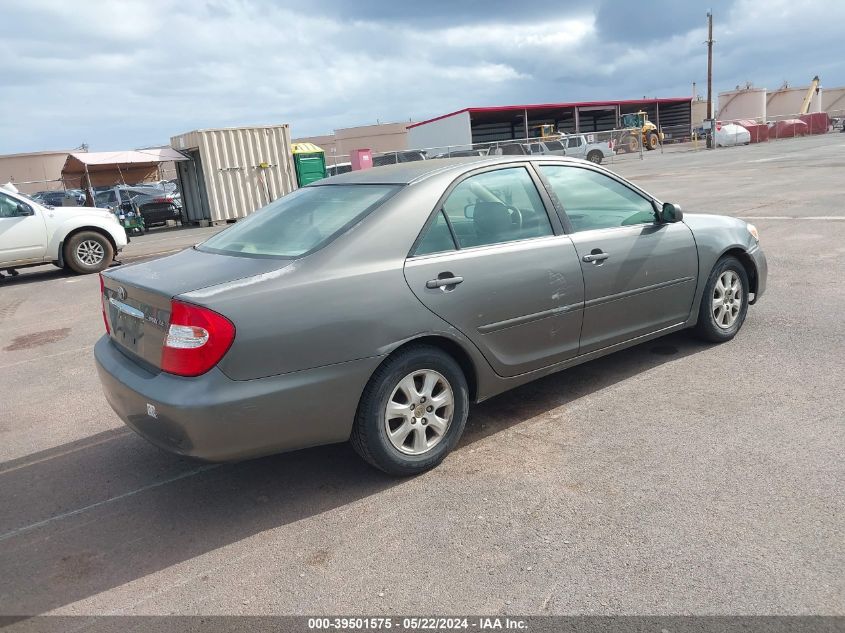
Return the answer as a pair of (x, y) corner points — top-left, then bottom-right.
(324, 109), (845, 174)
(325, 126), (672, 175)
(684, 108), (845, 150)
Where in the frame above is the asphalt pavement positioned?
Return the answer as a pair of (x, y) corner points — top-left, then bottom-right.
(0, 134), (842, 617)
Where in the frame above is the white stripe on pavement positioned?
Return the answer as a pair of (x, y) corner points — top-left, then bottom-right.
(738, 216), (845, 220)
(0, 464), (221, 543)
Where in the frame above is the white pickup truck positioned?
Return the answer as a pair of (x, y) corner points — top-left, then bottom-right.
(526, 134), (614, 164)
(559, 134), (614, 164)
(0, 185), (127, 276)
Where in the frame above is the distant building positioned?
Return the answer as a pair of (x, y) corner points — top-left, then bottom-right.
(294, 121), (412, 164)
(406, 97), (692, 150)
(0, 150), (73, 194)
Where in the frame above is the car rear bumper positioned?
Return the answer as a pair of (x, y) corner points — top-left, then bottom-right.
(94, 336), (381, 461)
(139, 204), (180, 225)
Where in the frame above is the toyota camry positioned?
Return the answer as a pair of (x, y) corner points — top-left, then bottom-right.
(95, 157), (767, 476)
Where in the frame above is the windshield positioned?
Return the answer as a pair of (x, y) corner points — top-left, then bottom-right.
(197, 184), (399, 259)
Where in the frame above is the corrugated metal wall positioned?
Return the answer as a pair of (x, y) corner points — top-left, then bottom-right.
(171, 125), (297, 223)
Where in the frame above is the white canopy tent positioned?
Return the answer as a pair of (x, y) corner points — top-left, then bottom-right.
(61, 148), (189, 201)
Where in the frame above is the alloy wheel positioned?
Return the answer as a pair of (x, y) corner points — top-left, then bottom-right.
(712, 270), (743, 329)
(76, 239), (105, 266)
(384, 369), (454, 455)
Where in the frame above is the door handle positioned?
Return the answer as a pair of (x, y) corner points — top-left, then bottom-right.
(426, 276), (464, 289)
(582, 252), (610, 263)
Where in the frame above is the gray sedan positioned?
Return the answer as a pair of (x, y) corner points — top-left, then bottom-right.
(95, 157), (767, 476)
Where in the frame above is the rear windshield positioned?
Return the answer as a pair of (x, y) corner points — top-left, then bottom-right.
(197, 184), (399, 259)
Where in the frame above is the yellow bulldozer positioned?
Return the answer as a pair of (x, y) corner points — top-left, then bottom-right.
(616, 111), (663, 152)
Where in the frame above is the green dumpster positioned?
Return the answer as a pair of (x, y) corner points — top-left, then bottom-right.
(292, 142), (327, 186)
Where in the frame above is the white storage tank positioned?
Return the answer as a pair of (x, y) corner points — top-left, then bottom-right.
(171, 125), (297, 224)
(767, 86), (822, 118)
(821, 86), (845, 115)
(717, 87), (766, 122)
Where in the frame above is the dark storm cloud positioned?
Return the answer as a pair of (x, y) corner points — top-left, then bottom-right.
(594, 0), (734, 44)
(301, 0), (591, 26)
(0, 0), (842, 154)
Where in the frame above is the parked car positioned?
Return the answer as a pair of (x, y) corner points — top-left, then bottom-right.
(714, 123), (751, 147)
(31, 189), (86, 207)
(526, 140), (565, 156)
(492, 142), (528, 156)
(326, 162), (352, 177)
(138, 180), (182, 207)
(559, 134), (614, 163)
(95, 156), (766, 476)
(428, 148), (491, 159)
(95, 186), (181, 227)
(373, 150), (427, 167)
(0, 186), (127, 274)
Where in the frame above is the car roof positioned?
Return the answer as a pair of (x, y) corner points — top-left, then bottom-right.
(316, 156), (588, 185)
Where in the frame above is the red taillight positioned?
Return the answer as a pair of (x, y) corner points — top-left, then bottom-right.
(160, 300), (235, 377)
(99, 273), (110, 335)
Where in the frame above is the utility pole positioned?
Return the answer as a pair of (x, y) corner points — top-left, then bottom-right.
(706, 11), (714, 147)
(706, 12), (714, 119)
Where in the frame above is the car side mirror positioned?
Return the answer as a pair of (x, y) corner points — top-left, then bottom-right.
(661, 202), (683, 223)
(16, 203), (34, 216)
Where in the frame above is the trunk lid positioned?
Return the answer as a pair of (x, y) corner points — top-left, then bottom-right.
(102, 247), (291, 370)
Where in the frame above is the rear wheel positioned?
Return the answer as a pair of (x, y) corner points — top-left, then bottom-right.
(351, 345), (469, 476)
(694, 256), (749, 342)
(64, 231), (114, 274)
(586, 150), (603, 164)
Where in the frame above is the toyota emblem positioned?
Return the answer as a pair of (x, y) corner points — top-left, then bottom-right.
(116, 286), (127, 301)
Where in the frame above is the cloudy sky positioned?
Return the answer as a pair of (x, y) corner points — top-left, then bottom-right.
(2, 0), (843, 154)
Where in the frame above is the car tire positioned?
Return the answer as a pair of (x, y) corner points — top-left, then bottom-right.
(64, 231), (114, 274)
(351, 345), (469, 476)
(587, 150), (603, 164)
(693, 256), (750, 343)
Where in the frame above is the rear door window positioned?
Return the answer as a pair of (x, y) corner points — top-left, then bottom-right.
(96, 190), (118, 206)
(413, 211), (456, 256)
(439, 167), (553, 248)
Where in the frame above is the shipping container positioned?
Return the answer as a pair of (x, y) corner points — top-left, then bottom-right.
(799, 112), (830, 134)
(768, 119), (809, 139)
(734, 119), (769, 143)
(170, 125), (297, 224)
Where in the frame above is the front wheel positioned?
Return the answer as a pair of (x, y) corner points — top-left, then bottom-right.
(694, 256), (749, 342)
(64, 231), (114, 274)
(646, 130), (659, 150)
(586, 150), (603, 164)
(351, 345), (469, 476)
